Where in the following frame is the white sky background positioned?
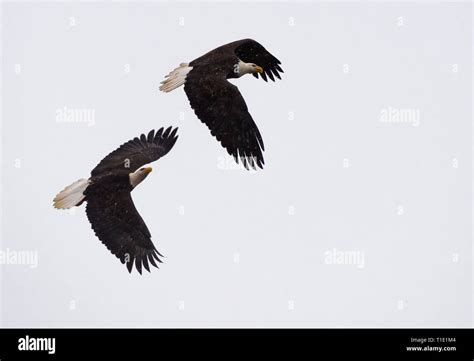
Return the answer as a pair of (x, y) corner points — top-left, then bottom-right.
(0, 1), (472, 327)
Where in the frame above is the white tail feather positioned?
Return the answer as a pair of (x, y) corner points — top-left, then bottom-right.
(159, 63), (192, 93)
(53, 178), (90, 209)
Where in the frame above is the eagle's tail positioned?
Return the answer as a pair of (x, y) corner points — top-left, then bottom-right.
(159, 63), (192, 93)
(53, 178), (90, 209)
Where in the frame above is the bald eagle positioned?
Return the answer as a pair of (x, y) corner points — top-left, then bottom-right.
(53, 127), (179, 274)
(159, 39), (283, 170)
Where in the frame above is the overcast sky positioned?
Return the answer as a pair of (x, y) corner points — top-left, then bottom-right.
(1, 1), (472, 327)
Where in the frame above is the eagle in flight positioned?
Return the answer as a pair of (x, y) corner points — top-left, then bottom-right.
(53, 127), (179, 274)
(160, 39), (283, 170)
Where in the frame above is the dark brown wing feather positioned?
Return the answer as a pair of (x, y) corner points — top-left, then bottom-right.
(233, 39), (283, 82)
(91, 127), (178, 177)
(85, 181), (163, 274)
(184, 65), (265, 170)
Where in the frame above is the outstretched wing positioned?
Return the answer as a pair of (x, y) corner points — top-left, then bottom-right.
(234, 39), (284, 82)
(85, 186), (162, 274)
(91, 127), (178, 176)
(184, 65), (265, 170)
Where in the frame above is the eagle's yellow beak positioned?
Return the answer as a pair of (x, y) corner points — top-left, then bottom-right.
(255, 66), (264, 74)
(144, 167), (153, 174)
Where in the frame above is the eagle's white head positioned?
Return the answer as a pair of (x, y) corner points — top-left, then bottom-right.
(129, 167), (153, 188)
(235, 60), (264, 77)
